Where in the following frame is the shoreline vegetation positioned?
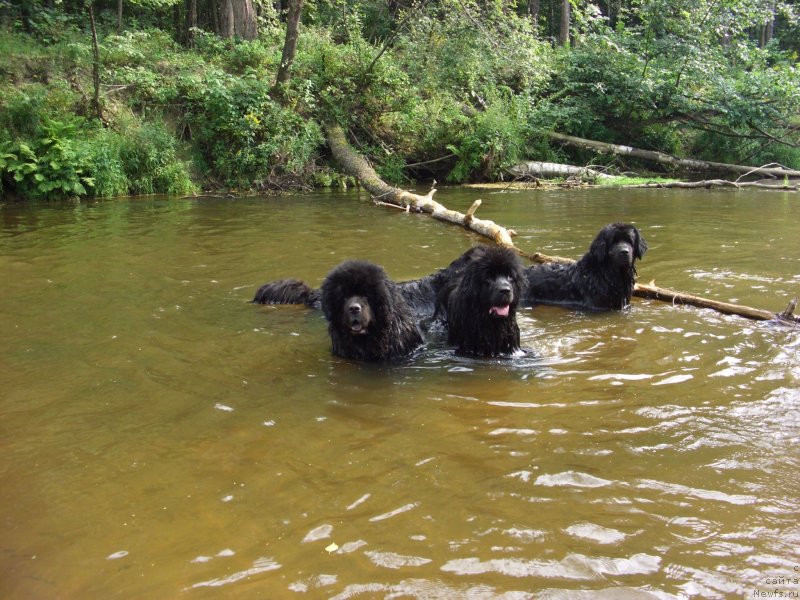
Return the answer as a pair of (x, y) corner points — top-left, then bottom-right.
(1, 1), (799, 202)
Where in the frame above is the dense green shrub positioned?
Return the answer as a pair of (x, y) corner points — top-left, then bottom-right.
(397, 3), (553, 100)
(117, 117), (195, 196)
(447, 94), (533, 182)
(0, 115), (95, 200)
(0, 83), (194, 199)
(184, 74), (323, 188)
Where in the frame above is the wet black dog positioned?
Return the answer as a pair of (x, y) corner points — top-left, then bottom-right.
(438, 245), (527, 357)
(319, 260), (423, 362)
(524, 223), (647, 311)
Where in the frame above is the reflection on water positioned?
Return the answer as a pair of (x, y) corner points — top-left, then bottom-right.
(1, 189), (799, 599)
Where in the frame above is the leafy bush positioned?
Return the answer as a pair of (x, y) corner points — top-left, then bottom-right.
(184, 74), (323, 188)
(0, 117), (95, 200)
(446, 94), (532, 182)
(397, 3), (553, 100)
(291, 26), (412, 124)
(80, 129), (130, 198)
(118, 118), (195, 196)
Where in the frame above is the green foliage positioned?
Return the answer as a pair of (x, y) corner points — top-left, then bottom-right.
(192, 30), (281, 75)
(0, 117), (94, 200)
(0, 112), (195, 200)
(184, 74), (323, 188)
(3, 0), (799, 199)
(0, 79), (194, 199)
(289, 26), (411, 124)
(598, 175), (681, 186)
(446, 94), (532, 183)
(80, 129), (130, 199)
(117, 117), (195, 196)
(398, 2), (552, 100)
(374, 152), (409, 185)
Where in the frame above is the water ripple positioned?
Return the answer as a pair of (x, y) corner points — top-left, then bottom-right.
(302, 523), (333, 543)
(364, 550), (433, 569)
(441, 552), (661, 579)
(187, 556), (281, 589)
(635, 479), (758, 505)
(535, 471), (614, 488)
(564, 522), (629, 545)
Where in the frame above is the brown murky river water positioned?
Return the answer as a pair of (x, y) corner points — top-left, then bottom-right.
(1, 187), (799, 599)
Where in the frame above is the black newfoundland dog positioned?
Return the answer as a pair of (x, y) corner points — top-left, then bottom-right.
(524, 223), (647, 311)
(318, 260), (424, 362)
(438, 245), (527, 357)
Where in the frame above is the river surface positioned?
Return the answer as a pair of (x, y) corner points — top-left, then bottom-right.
(1, 187), (799, 599)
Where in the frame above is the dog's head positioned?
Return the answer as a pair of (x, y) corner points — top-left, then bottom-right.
(321, 260), (390, 339)
(458, 246), (527, 318)
(589, 223), (647, 273)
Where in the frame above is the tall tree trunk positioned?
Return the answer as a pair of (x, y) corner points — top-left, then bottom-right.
(239, 0), (258, 39)
(760, 1), (775, 47)
(209, 0), (220, 35)
(558, 0), (570, 46)
(88, 4), (103, 123)
(273, 0), (304, 100)
(185, 0), (198, 47)
(219, 0), (234, 37)
(527, 0), (540, 30)
(116, 0), (122, 33)
(218, 0), (257, 39)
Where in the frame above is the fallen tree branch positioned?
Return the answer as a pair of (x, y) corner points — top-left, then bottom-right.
(634, 281), (798, 323)
(622, 179), (799, 191)
(548, 132), (800, 179)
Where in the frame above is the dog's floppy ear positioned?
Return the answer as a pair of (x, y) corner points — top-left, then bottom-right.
(589, 227), (610, 262)
(633, 227), (648, 260)
(320, 282), (338, 321)
(365, 277), (390, 321)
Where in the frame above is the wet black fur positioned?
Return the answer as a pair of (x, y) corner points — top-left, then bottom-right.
(252, 278), (321, 307)
(523, 223), (647, 311)
(439, 245), (527, 357)
(319, 260), (424, 362)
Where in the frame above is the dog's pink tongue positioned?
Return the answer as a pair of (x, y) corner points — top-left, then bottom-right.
(490, 305), (510, 317)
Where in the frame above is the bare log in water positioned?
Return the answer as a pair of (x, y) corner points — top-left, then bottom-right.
(622, 180), (799, 191)
(508, 161), (617, 180)
(324, 123), (799, 324)
(634, 282), (798, 324)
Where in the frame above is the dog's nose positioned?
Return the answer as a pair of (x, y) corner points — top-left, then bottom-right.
(497, 279), (512, 297)
(348, 303), (362, 315)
